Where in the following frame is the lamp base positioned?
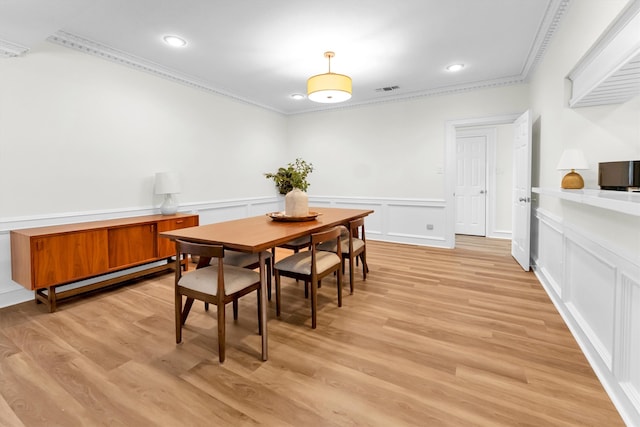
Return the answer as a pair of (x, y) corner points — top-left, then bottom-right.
(561, 170), (584, 189)
(160, 194), (178, 215)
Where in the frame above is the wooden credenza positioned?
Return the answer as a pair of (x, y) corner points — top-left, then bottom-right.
(10, 213), (199, 311)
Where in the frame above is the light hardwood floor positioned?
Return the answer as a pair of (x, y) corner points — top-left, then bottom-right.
(0, 236), (624, 426)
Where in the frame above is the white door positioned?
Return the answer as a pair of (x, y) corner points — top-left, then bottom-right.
(455, 133), (487, 236)
(511, 110), (532, 271)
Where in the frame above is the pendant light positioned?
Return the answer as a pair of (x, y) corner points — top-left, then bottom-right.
(307, 51), (352, 103)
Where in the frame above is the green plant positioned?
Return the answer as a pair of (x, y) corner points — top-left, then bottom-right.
(265, 158), (314, 195)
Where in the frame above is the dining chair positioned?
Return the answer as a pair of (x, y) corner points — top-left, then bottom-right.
(174, 239), (262, 363)
(224, 250), (273, 300)
(271, 235), (310, 263)
(317, 217), (368, 294)
(274, 227), (342, 329)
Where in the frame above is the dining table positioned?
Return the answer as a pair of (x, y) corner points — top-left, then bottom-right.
(159, 206), (374, 361)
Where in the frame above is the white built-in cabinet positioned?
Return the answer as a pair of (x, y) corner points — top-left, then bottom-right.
(531, 188), (640, 426)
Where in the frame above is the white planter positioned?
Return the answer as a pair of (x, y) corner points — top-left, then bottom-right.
(285, 188), (309, 217)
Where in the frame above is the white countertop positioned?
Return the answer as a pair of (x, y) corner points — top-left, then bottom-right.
(532, 188), (640, 217)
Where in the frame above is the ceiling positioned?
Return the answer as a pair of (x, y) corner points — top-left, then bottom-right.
(0, 0), (569, 115)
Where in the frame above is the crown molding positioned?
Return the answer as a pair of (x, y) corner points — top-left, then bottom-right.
(0, 38), (29, 58)
(291, 76), (527, 115)
(45, 0), (570, 117)
(520, 0), (572, 80)
(46, 31), (286, 114)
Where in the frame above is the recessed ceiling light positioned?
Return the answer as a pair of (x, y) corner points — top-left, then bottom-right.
(446, 64), (465, 72)
(290, 93), (305, 100)
(163, 35), (187, 48)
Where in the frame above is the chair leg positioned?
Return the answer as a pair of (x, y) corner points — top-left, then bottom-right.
(337, 269), (343, 307)
(175, 290), (182, 343)
(275, 271), (281, 317)
(204, 302), (209, 311)
(267, 261), (272, 301)
(233, 298), (238, 320)
(349, 255), (355, 294)
(304, 280), (309, 299)
(257, 288), (262, 335)
(217, 302), (226, 363)
(362, 253), (369, 277)
(336, 272), (342, 307)
(310, 280), (317, 329)
(182, 297), (194, 325)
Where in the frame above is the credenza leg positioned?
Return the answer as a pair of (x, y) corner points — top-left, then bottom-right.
(34, 287), (57, 312)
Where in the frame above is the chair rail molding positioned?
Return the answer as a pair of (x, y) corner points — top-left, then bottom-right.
(0, 195), (448, 309)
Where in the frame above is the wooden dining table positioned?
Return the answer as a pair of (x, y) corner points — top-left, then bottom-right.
(159, 206), (374, 361)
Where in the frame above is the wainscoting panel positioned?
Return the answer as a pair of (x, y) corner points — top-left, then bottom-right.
(0, 195), (449, 308)
(310, 196), (449, 248)
(620, 273), (640, 411)
(537, 215), (563, 296)
(532, 207), (640, 426)
(564, 237), (616, 369)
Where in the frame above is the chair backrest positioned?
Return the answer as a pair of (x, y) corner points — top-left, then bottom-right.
(175, 239), (225, 296)
(311, 227), (342, 276)
(349, 217), (365, 241)
(311, 226), (341, 248)
(176, 239), (224, 259)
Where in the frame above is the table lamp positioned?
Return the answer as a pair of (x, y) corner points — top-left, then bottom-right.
(557, 149), (589, 189)
(155, 172), (180, 215)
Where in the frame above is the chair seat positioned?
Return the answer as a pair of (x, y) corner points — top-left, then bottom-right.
(224, 250), (272, 268)
(178, 264), (260, 296)
(317, 238), (365, 254)
(282, 235), (310, 247)
(274, 251), (341, 275)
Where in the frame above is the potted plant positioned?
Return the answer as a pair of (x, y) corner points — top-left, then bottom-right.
(265, 158), (313, 216)
(264, 158), (313, 195)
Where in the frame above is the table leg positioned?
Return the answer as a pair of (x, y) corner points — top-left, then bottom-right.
(259, 251), (268, 361)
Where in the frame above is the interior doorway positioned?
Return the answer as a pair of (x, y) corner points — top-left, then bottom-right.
(444, 113), (521, 249)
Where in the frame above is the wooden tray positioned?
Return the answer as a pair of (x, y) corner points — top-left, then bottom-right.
(267, 211), (320, 222)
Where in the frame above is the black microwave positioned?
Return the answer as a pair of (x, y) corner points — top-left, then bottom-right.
(598, 161), (640, 191)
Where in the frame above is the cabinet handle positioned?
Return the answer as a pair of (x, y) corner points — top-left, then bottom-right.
(176, 220), (184, 224)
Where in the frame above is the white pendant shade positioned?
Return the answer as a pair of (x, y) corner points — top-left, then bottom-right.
(307, 51), (352, 103)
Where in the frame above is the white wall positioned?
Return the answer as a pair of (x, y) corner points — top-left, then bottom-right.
(528, 0), (640, 424)
(529, 0), (640, 254)
(0, 42), (288, 219)
(0, 41), (288, 306)
(286, 86), (529, 200)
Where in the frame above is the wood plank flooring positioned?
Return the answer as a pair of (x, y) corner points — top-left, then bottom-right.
(0, 236), (624, 426)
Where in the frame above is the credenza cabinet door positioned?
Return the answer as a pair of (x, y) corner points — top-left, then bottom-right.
(157, 216), (199, 258)
(108, 224), (156, 269)
(33, 231), (109, 288)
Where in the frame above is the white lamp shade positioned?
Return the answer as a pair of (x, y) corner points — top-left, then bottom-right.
(155, 172), (181, 194)
(557, 149), (589, 170)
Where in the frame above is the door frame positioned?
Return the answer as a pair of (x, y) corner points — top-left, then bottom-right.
(444, 113), (521, 248)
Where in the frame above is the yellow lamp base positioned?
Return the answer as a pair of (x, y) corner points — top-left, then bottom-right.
(561, 170), (584, 189)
